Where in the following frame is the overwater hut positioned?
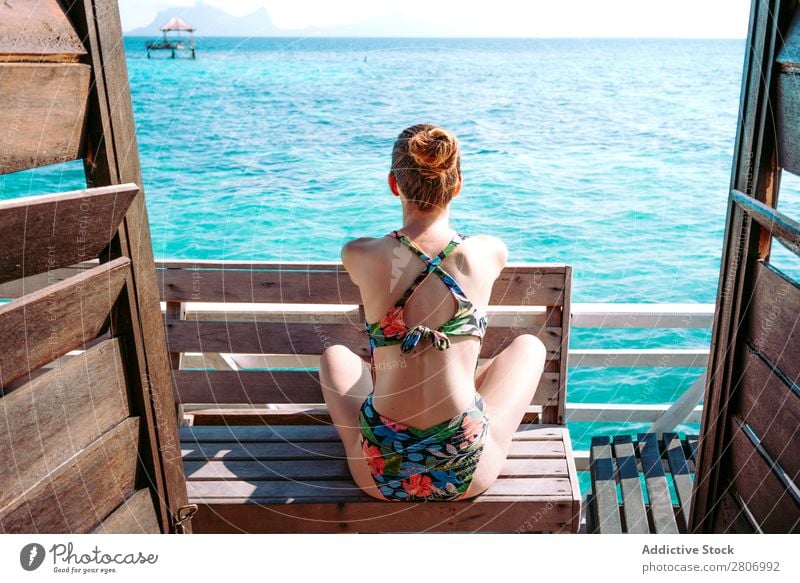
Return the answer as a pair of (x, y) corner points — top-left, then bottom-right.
(0, 0), (797, 535)
(146, 15), (196, 59)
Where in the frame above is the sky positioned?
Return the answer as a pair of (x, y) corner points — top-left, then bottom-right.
(119, 0), (752, 38)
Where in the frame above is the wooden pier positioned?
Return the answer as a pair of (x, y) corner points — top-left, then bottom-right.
(146, 16), (195, 59)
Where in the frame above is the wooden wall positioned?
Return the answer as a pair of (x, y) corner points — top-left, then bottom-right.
(0, 0), (189, 533)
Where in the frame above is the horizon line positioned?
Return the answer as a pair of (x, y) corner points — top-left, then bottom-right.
(123, 34), (747, 41)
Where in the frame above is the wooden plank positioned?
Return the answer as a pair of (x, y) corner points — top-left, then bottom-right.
(0, 184), (139, 283)
(164, 319), (562, 359)
(777, 72), (800, 176)
(0, 263), (95, 298)
(0, 338), (129, 510)
(571, 303), (714, 328)
(776, 9), (800, 175)
(611, 435), (648, 534)
(181, 436), (565, 462)
(0, 256), (129, 389)
(180, 304), (548, 328)
(637, 432), (679, 534)
(188, 498), (576, 533)
(732, 190), (800, 255)
(569, 348), (709, 368)
(0, 0), (86, 61)
(0, 417), (140, 533)
(710, 488), (760, 534)
(92, 489), (161, 534)
(737, 344), (800, 474)
(744, 260), (800, 382)
(186, 476), (574, 501)
(663, 433), (694, 532)
(687, 434), (699, 462)
(568, 403), (702, 423)
(561, 423), (582, 533)
(545, 264), (570, 424)
(180, 423), (567, 444)
(157, 265), (568, 306)
(188, 405), (542, 427)
(0, 63), (90, 173)
(589, 436), (621, 533)
(184, 458), (568, 481)
(171, 369), (561, 407)
(726, 417), (800, 532)
(60, 0), (188, 532)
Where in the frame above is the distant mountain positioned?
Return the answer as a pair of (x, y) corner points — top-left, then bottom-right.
(125, 4), (449, 38)
(126, 5), (280, 37)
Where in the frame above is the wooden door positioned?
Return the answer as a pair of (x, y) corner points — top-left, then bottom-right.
(0, 0), (191, 533)
(690, 0), (800, 533)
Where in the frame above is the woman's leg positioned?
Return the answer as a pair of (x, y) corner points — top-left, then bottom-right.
(461, 334), (547, 499)
(319, 344), (388, 500)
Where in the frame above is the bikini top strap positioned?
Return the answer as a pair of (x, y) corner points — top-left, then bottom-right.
(391, 230), (464, 267)
(389, 230), (466, 309)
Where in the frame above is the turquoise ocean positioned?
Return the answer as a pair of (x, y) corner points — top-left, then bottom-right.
(3, 38), (799, 480)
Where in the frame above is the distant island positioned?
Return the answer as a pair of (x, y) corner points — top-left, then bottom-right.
(124, 4), (440, 37)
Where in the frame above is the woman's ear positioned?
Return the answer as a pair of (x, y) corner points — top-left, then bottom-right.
(388, 171), (401, 197)
(452, 173), (463, 198)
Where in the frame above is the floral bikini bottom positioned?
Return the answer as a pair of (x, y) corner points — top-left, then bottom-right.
(358, 391), (489, 501)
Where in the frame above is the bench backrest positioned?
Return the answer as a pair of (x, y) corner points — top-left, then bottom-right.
(158, 260), (572, 424)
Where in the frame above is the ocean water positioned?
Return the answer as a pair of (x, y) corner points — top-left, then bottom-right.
(3, 38), (799, 468)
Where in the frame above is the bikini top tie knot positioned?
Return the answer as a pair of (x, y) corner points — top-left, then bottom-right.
(401, 324), (452, 354)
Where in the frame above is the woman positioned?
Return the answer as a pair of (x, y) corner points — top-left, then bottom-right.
(320, 123), (546, 502)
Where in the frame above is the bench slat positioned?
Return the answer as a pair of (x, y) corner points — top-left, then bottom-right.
(164, 320), (562, 359)
(172, 369), (562, 407)
(157, 265), (568, 306)
(637, 433), (679, 534)
(186, 476), (574, 501)
(184, 458), (569, 481)
(181, 438), (567, 461)
(180, 423), (567, 443)
(589, 436), (622, 533)
(186, 405), (543, 427)
(664, 432), (694, 531)
(612, 435), (648, 534)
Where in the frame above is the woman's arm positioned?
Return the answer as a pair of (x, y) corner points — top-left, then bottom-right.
(341, 237), (372, 287)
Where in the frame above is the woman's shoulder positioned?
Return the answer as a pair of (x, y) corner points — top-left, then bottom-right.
(341, 235), (394, 283)
(461, 233), (508, 267)
(341, 235), (391, 259)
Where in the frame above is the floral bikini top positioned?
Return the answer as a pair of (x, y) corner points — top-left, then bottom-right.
(364, 230), (488, 356)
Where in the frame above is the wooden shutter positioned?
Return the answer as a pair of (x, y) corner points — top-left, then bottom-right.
(0, 0), (191, 533)
(690, 0), (800, 533)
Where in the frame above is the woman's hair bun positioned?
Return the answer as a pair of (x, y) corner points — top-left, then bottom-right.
(407, 126), (459, 177)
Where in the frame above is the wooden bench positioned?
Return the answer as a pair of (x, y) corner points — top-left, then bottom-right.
(587, 433), (699, 534)
(158, 260), (582, 533)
